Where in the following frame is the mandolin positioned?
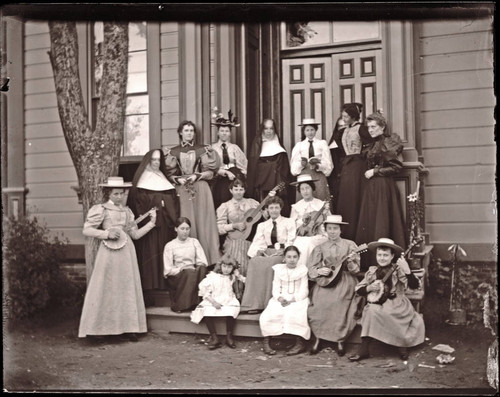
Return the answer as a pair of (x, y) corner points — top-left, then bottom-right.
(103, 207), (157, 250)
(366, 236), (424, 304)
(227, 182), (286, 241)
(316, 243), (368, 288)
(296, 196), (332, 237)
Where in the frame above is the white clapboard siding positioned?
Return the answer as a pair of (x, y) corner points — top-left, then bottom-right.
(160, 22), (180, 148)
(418, 17), (495, 252)
(24, 21), (84, 245)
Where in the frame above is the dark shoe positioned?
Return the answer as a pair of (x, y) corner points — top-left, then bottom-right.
(226, 333), (236, 349)
(263, 337), (276, 355)
(348, 353), (369, 362)
(128, 333), (139, 342)
(309, 337), (321, 355)
(399, 347), (409, 360)
(286, 337), (306, 356)
(337, 342), (345, 357)
(208, 334), (222, 350)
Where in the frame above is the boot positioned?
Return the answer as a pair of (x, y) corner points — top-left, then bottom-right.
(225, 317), (236, 348)
(398, 347), (409, 360)
(286, 336), (306, 356)
(309, 337), (321, 355)
(349, 337), (370, 361)
(205, 317), (221, 350)
(263, 336), (276, 355)
(337, 341), (345, 356)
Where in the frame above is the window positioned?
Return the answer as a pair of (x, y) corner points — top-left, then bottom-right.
(92, 22), (150, 157)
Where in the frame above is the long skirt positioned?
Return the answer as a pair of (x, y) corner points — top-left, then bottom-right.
(176, 180), (221, 265)
(78, 239), (146, 337)
(355, 176), (408, 270)
(307, 270), (360, 343)
(360, 294), (425, 347)
(336, 155), (367, 241)
(260, 297), (311, 340)
(240, 253), (283, 312)
(211, 166), (245, 210)
(293, 235), (328, 268)
(133, 188), (179, 291)
(166, 266), (208, 312)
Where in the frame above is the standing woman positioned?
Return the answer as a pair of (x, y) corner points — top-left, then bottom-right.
(210, 109), (248, 210)
(290, 118), (333, 202)
(246, 118), (293, 217)
(79, 176), (156, 341)
(355, 111), (408, 269)
(164, 120), (221, 266)
(336, 103), (375, 241)
(327, 116), (346, 213)
(128, 149), (180, 303)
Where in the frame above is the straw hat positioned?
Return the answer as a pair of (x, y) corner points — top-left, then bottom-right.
(290, 173), (319, 186)
(98, 176), (133, 188)
(298, 118), (320, 126)
(323, 214), (348, 225)
(367, 237), (404, 256)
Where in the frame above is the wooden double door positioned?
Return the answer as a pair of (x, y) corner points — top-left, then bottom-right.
(282, 49), (382, 153)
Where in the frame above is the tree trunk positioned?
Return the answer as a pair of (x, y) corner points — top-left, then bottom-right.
(48, 21), (129, 283)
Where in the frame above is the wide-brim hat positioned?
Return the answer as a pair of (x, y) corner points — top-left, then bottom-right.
(298, 118), (320, 126)
(323, 214), (348, 225)
(367, 237), (404, 256)
(98, 176), (133, 188)
(290, 173), (319, 186)
(211, 109), (240, 128)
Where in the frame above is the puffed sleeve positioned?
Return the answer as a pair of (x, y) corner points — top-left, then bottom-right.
(290, 142), (304, 176)
(271, 266), (282, 299)
(82, 205), (109, 240)
(198, 146), (221, 180)
(125, 207), (155, 240)
(307, 245), (323, 280)
(233, 144), (248, 175)
(373, 154), (403, 177)
(247, 222), (267, 258)
(285, 218), (297, 248)
(193, 238), (209, 267)
(163, 241), (180, 277)
(198, 273), (215, 299)
(290, 204), (300, 228)
(355, 266), (378, 296)
(316, 140), (333, 177)
(163, 147), (181, 182)
(294, 269), (309, 302)
(216, 202), (232, 235)
(345, 240), (361, 274)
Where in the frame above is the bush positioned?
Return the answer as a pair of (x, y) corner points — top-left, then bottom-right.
(3, 215), (82, 324)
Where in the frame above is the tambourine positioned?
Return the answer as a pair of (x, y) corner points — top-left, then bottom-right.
(102, 228), (128, 251)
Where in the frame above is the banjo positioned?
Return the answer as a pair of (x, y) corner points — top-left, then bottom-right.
(103, 207), (157, 250)
(366, 237), (424, 304)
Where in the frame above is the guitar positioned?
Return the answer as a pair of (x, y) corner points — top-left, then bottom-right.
(316, 243), (368, 288)
(227, 182), (286, 241)
(296, 196), (332, 237)
(103, 207), (157, 250)
(366, 236), (424, 304)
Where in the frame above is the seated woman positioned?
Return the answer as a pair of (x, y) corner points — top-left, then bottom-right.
(349, 238), (425, 362)
(210, 109), (248, 210)
(259, 245), (310, 356)
(240, 196), (296, 313)
(290, 118), (333, 202)
(216, 178), (260, 277)
(290, 174), (330, 269)
(79, 176), (156, 341)
(164, 120), (221, 266)
(163, 217), (209, 313)
(191, 254), (246, 350)
(307, 215), (361, 357)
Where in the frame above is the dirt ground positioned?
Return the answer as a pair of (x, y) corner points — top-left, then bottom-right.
(3, 293), (497, 394)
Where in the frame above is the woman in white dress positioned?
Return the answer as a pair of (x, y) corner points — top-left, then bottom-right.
(259, 245), (311, 356)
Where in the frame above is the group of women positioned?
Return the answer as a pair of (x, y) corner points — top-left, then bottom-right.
(77, 105), (423, 361)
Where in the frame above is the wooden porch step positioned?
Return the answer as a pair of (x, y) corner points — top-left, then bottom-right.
(146, 305), (362, 343)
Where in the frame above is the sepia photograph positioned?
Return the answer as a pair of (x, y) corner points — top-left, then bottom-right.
(1, 2), (496, 394)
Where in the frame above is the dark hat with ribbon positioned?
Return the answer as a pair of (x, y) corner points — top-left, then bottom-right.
(211, 108), (240, 128)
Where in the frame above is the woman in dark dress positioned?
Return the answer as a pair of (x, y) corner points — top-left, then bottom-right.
(246, 118), (293, 217)
(336, 103), (375, 241)
(128, 149), (180, 303)
(355, 111), (408, 270)
(327, 116), (346, 213)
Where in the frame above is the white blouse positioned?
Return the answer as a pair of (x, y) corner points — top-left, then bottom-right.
(290, 137), (333, 176)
